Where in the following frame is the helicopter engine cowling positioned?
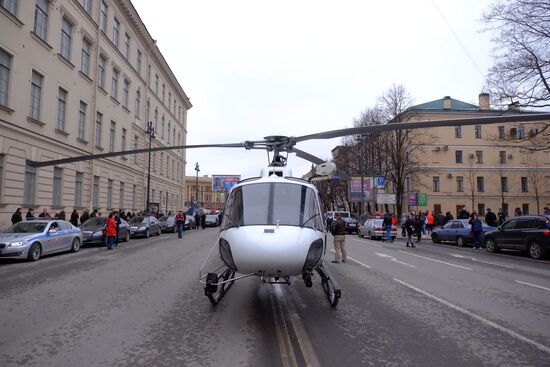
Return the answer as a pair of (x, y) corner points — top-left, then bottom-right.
(221, 226), (325, 277)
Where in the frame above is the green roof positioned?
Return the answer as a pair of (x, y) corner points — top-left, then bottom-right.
(411, 97), (479, 111)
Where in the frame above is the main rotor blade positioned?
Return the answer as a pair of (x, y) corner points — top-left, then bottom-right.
(289, 147), (325, 165)
(292, 113), (550, 142)
(28, 143), (247, 168)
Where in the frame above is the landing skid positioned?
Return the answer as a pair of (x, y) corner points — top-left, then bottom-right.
(204, 267), (236, 305)
(315, 262), (341, 307)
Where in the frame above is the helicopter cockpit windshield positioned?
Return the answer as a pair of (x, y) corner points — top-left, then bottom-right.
(222, 183), (323, 231)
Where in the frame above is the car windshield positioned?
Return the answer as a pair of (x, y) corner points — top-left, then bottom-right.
(82, 217), (106, 227)
(223, 182), (322, 230)
(129, 217), (147, 224)
(5, 222), (48, 233)
(159, 216), (168, 221)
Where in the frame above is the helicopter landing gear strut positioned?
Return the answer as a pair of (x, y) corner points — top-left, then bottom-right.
(315, 263), (341, 307)
(204, 267), (236, 305)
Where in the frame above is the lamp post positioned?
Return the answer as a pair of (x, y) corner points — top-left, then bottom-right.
(146, 121), (156, 213)
(194, 162), (200, 207)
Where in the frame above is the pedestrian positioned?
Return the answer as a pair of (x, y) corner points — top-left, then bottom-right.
(469, 213), (483, 249)
(413, 212), (422, 242)
(497, 208), (506, 225)
(195, 211), (201, 230)
(58, 210), (66, 221)
(485, 208), (497, 227)
(330, 213), (347, 263)
(400, 214), (407, 237)
(404, 213), (415, 248)
(435, 211), (445, 228)
(11, 208), (23, 224)
(70, 209), (79, 226)
(105, 212), (117, 250)
(514, 207), (522, 216)
(426, 211), (434, 234)
(382, 211), (393, 242)
(419, 211), (426, 235)
(26, 208), (35, 220)
(90, 210), (98, 218)
(201, 213), (206, 229)
(38, 208), (51, 219)
(114, 211), (121, 245)
(175, 210), (186, 238)
(445, 211), (454, 223)
(544, 207), (550, 216)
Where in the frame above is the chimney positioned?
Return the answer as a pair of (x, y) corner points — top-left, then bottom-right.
(508, 101), (520, 111)
(443, 96), (452, 109)
(478, 93), (490, 110)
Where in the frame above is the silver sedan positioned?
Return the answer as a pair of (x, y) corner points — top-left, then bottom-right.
(0, 220), (83, 261)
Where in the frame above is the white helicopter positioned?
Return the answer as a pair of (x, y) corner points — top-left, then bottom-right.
(28, 113), (550, 307)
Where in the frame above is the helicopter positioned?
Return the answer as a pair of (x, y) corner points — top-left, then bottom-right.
(28, 113), (550, 307)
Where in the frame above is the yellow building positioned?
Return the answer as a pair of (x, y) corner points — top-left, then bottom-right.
(184, 175), (225, 210)
(0, 0), (191, 227)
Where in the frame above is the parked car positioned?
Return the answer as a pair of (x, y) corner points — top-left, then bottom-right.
(159, 215), (177, 233)
(325, 211), (351, 227)
(0, 220), (82, 261)
(484, 215), (550, 259)
(205, 214), (220, 227)
(128, 216), (162, 238)
(342, 217), (359, 234)
(185, 216), (196, 230)
(80, 216), (130, 244)
(358, 218), (397, 240)
(431, 219), (496, 247)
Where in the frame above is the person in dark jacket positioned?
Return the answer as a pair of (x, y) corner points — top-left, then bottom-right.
(404, 213), (415, 248)
(412, 213), (422, 242)
(195, 212), (201, 230)
(497, 208), (506, 225)
(26, 208), (35, 220)
(382, 212), (393, 242)
(201, 213), (206, 229)
(330, 213), (347, 263)
(469, 213), (484, 249)
(80, 209), (90, 225)
(57, 210), (66, 221)
(445, 211), (454, 223)
(485, 208), (498, 227)
(70, 209), (79, 226)
(11, 208), (23, 224)
(114, 212), (121, 245)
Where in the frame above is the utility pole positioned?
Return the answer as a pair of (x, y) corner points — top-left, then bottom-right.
(194, 162), (200, 208)
(145, 121), (155, 213)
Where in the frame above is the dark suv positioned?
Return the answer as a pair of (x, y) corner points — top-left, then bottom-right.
(484, 215), (550, 259)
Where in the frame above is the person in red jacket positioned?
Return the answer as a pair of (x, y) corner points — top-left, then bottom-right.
(106, 212), (117, 250)
(175, 211), (186, 239)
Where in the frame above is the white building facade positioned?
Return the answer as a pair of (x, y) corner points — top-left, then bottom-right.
(0, 0), (191, 227)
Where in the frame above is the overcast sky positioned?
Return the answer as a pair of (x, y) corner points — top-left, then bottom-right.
(131, 0), (495, 179)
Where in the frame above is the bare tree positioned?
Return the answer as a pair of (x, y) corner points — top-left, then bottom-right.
(464, 156), (481, 212)
(525, 152), (547, 214)
(483, 0), (550, 109)
(493, 165), (510, 215)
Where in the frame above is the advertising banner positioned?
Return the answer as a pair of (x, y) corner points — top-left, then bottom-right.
(408, 193), (417, 206)
(377, 193), (396, 204)
(349, 177), (372, 202)
(212, 175), (241, 191)
(417, 193), (428, 206)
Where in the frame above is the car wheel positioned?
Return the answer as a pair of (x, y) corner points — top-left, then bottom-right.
(431, 234), (440, 244)
(456, 236), (465, 247)
(145, 229), (150, 238)
(485, 238), (498, 253)
(528, 241), (544, 260)
(71, 237), (81, 253)
(27, 242), (42, 262)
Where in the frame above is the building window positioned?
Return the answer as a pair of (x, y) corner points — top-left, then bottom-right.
(168, 92), (171, 109)
(56, 87), (67, 131)
(137, 50), (142, 75)
(160, 152), (164, 175)
(123, 79), (129, 108)
(107, 179), (113, 208)
(133, 135), (138, 164)
(99, 1), (107, 33)
(121, 127), (126, 152)
(456, 176), (464, 192)
(113, 18), (120, 48)
(34, 0), (48, 41)
(53, 167), (62, 206)
(477, 203), (485, 215)
(24, 163), (36, 205)
(162, 84), (165, 103)
(92, 176), (99, 208)
(0, 48), (11, 107)
(521, 177), (528, 192)
(124, 33), (130, 59)
(154, 108), (158, 131)
(81, 0), (92, 14)
(501, 177), (508, 192)
(146, 100), (150, 122)
(78, 101), (87, 140)
(0, 155), (3, 199)
(167, 121), (171, 144)
(80, 38), (91, 75)
(475, 150), (483, 164)
(60, 17), (72, 60)
(477, 176), (485, 192)
(29, 70), (43, 120)
(161, 119), (165, 138)
(135, 90), (140, 118)
(155, 74), (159, 94)
(498, 126), (505, 140)
(432, 176), (440, 192)
(75, 172), (83, 207)
(522, 203), (529, 215)
(119, 182), (124, 209)
(1, 0), (17, 15)
(109, 121), (115, 152)
(455, 126), (461, 138)
(111, 68), (119, 99)
(132, 184), (136, 210)
(455, 150), (463, 164)
(518, 126), (525, 139)
(95, 111), (102, 147)
(475, 125), (482, 139)
(98, 55), (106, 88)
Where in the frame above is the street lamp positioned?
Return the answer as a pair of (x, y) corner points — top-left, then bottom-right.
(194, 162), (200, 206)
(146, 121), (156, 213)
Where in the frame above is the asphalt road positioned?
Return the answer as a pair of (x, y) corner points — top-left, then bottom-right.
(1, 228), (549, 366)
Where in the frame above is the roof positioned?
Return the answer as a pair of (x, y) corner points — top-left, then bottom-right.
(411, 97), (479, 111)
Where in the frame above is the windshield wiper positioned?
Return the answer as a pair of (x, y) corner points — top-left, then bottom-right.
(301, 213), (320, 228)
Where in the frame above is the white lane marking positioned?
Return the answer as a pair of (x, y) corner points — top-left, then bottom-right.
(330, 249), (371, 268)
(393, 278), (550, 355)
(515, 280), (550, 292)
(450, 253), (516, 269)
(398, 251), (472, 270)
(375, 252), (416, 268)
(351, 237), (383, 247)
(270, 289), (299, 367)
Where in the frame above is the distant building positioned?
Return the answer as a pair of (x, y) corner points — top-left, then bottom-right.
(0, 0), (191, 227)
(184, 175), (226, 210)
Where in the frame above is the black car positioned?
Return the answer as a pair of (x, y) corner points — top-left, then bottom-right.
(484, 215), (550, 259)
(80, 216), (130, 244)
(128, 216), (162, 238)
(159, 215), (177, 233)
(343, 217), (359, 234)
